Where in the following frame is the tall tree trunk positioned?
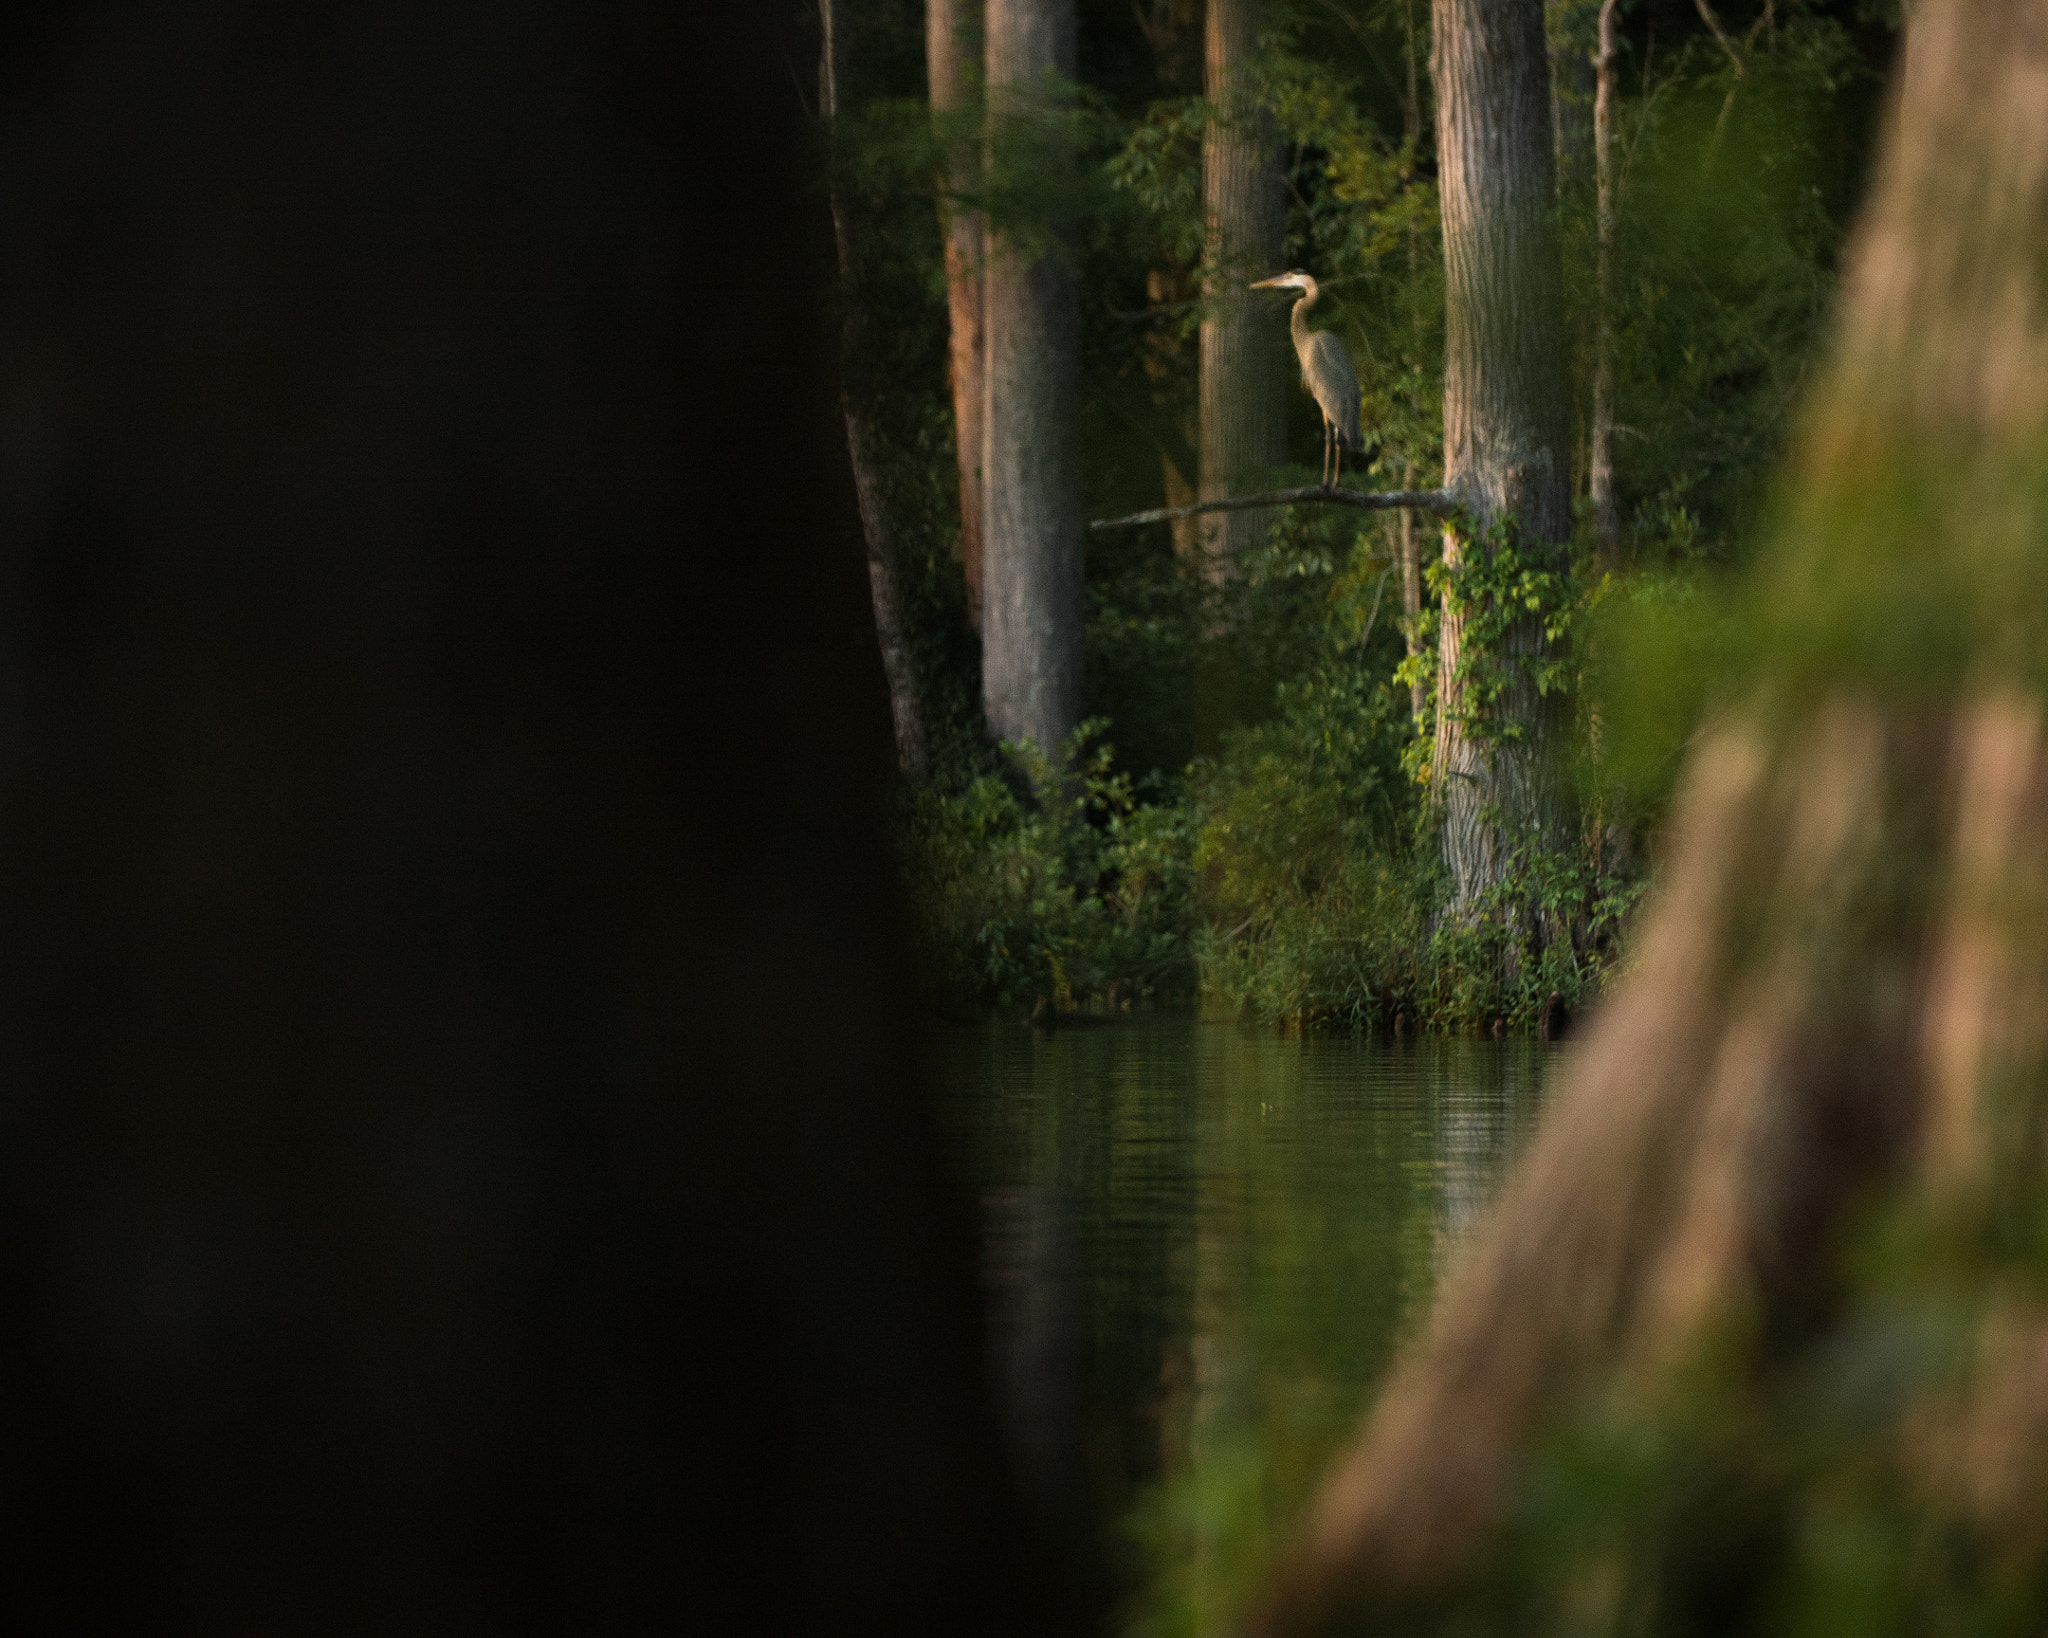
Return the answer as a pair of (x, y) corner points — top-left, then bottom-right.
(1428, 0), (1574, 930)
(1590, 0), (1620, 565)
(1399, 0), (1429, 721)
(1196, 0), (1288, 579)
(823, 0), (930, 779)
(1137, 3), (1202, 560)
(982, 0), (1084, 757)
(928, 0), (987, 630)
(1255, 1), (2048, 1628)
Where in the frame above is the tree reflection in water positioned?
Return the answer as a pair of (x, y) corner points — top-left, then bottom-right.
(930, 1021), (1556, 1632)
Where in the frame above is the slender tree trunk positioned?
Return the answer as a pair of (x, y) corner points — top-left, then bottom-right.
(928, 0), (987, 630)
(1392, 1), (1425, 716)
(843, 418), (931, 779)
(1590, 0), (1620, 565)
(1428, 0), (1574, 928)
(982, 0), (1084, 757)
(1399, 0), (1429, 721)
(1135, 8), (1201, 560)
(1196, 0), (1288, 580)
(823, 0), (930, 779)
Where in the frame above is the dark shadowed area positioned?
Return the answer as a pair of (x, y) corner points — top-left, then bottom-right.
(0, 5), (1076, 1631)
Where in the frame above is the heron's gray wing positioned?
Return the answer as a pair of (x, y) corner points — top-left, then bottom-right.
(1303, 329), (1363, 449)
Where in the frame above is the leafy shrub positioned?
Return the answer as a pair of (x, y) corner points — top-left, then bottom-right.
(902, 721), (1197, 1015)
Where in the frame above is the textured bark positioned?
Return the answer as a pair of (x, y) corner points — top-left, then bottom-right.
(1197, 0), (1289, 577)
(1429, 0), (1574, 924)
(1591, 0), (1620, 564)
(824, 0), (929, 779)
(928, 0), (987, 629)
(1400, 5), (1430, 721)
(1253, 3), (2048, 1628)
(982, 0), (1084, 756)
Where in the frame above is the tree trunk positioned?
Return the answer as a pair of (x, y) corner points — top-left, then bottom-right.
(823, 0), (930, 779)
(1428, 0), (1574, 926)
(982, 0), (1084, 758)
(1590, 0), (1620, 565)
(1398, 0), (1430, 723)
(843, 416), (932, 779)
(928, 0), (987, 630)
(1135, 4), (1202, 560)
(1253, 1), (2048, 1627)
(1196, 0), (1289, 579)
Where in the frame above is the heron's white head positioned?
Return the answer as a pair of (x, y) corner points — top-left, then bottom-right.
(1250, 270), (1315, 292)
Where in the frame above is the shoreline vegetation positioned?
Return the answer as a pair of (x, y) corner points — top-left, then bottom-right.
(825, 1), (1900, 1034)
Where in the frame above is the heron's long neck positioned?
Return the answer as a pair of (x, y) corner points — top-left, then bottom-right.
(1290, 282), (1320, 351)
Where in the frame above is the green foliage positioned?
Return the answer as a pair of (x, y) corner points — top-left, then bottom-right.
(1429, 514), (1579, 747)
(1601, 3), (1880, 561)
(832, 0), (1898, 1042)
(1333, 1163), (2048, 1638)
(902, 722), (1198, 1015)
(1188, 529), (1429, 1028)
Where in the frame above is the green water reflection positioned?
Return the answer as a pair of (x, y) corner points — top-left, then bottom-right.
(932, 1020), (1557, 1634)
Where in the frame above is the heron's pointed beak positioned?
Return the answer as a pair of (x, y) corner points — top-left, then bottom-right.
(1249, 276), (1286, 289)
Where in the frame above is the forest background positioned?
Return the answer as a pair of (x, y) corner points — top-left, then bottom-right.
(822, 0), (1903, 1031)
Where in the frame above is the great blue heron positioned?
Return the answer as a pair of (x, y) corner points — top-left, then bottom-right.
(1250, 270), (1363, 488)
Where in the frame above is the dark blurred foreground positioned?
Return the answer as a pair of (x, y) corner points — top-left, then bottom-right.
(0, 6), (1078, 1630)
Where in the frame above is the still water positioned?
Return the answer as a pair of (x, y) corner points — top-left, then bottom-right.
(931, 1020), (1560, 1632)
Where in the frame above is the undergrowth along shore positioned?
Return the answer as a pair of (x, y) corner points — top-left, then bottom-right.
(900, 699), (1648, 1037)
(839, 10), (1890, 1033)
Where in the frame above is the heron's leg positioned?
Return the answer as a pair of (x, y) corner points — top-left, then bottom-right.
(1333, 433), (1343, 490)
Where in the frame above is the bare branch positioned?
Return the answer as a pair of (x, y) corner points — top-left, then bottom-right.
(1692, 0), (1745, 76)
(1089, 485), (1456, 531)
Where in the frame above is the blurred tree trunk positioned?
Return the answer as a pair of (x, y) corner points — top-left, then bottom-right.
(1254, 0), (2048, 1627)
(1590, 0), (1620, 565)
(928, 0), (987, 631)
(823, 0), (930, 779)
(1196, 0), (1288, 580)
(1427, 0), (1573, 931)
(982, 0), (1084, 757)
